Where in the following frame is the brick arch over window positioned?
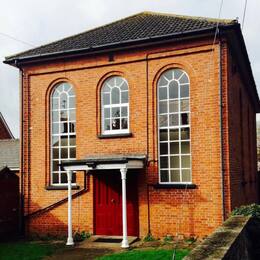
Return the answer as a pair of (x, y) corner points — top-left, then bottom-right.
(50, 82), (76, 185)
(157, 68), (191, 183)
(101, 76), (129, 135)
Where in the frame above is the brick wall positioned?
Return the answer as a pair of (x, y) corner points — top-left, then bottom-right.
(20, 37), (258, 239)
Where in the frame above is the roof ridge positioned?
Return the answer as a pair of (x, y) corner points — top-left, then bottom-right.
(140, 11), (237, 24)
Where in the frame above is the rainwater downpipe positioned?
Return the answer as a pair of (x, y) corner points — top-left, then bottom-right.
(219, 38), (226, 221)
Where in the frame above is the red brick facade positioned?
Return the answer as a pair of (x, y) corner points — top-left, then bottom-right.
(19, 36), (259, 239)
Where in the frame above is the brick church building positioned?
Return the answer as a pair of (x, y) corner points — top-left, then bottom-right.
(5, 12), (259, 247)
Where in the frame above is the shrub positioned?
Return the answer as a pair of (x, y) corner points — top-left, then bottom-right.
(163, 235), (174, 242)
(73, 231), (91, 242)
(231, 203), (260, 218)
(143, 233), (157, 242)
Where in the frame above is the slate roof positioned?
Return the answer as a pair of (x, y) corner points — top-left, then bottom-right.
(5, 11), (236, 63)
(0, 139), (20, 170)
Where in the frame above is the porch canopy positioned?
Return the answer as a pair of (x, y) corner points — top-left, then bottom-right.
(61, 154), (146, 248)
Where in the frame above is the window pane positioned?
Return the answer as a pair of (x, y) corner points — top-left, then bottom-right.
(169, 114), (179, 126)
(160, 170), (169, 182)
(181, 113), (189, 125)
(72, 172), (76, 183)
(60, 122), (67, 134)
(112, 107), (120, 118)
(103, 93), (110, 105)
(170, 156), (179, 168)
(170, 142), (179, 154)
(52, 172), (59, 184)
(159, 101), (167, 114)
(61, 148), (68, 159)
(169, 80), (178, 99)
(52, 111), (59, 122)
(52, 98), (59, 109)
(169, 129), (179, 141)
(170, 170), (180, 182)
(70, 147), (76, 158)
(160, 143), (168, 155)
(121, 82), (128, 91)
(60, 137), (68, 146)
(160, 156), (168, 168)
(169, 100), (178, 113)
(179, 73), (189, 84)
(181, 128), (190, 140)
(52, 161), (59, 171)
(158, 76), (168, 86)
(180, 84), (189, 98)
(180, 99), (189, 112)
(121, 106), (127, 117)
(52, 136), (59, 147)
(111, 88), (120, 104)
(164, 70), (173, 81)
(182, 169), (191, 182)
(69, 122), (76, 133)
(69, 136), (76, 146)
(63, 83), (70, 92)
(69, 97), (75, 108)
(121, 118), (128, 129)
(61, 172), (67, 183)
(104, 119), (110, 130)
(174, 70), (184, 80)
(181, 155), (190, 168)
(69, 109), (76, 121)
(53, 148), (59, 159)
(160, 129), (168, 141)
(53, 90), (59, 98)
(102, 84), (110, 92)
(52, 123), (59, 134)
(60, 93), (68, 109)
(159, 115), (168, 127)
(121, 91), (128, 103)
(181, 142), (190, 154)
(159, 87), (167, 100)
(60, 110), (68, 121)
(104, 108), (110, 118)
(112, 119), (120, 130)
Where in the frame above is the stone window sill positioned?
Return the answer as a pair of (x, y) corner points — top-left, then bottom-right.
(153, 183), (197, 189)
(98, 133), (133, 139)
(45, 185), (80, 190)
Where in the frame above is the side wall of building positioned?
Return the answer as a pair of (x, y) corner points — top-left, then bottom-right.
(226, 43), (259, 210)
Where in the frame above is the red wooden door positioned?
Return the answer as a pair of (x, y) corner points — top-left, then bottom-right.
(94, 171), (139, 236)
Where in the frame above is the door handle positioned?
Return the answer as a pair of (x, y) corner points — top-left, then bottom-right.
(111, 199), (116, 203)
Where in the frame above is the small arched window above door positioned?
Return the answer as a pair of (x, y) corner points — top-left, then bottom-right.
(101, 76), (129, 135)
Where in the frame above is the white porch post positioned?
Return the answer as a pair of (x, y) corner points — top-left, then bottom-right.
(120, 167), (129, 248)
(66, 170), (74, 246)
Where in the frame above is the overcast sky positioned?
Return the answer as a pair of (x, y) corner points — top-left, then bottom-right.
(1, 0), (259, 137)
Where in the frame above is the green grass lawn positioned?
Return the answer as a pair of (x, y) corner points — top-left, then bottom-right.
(0, 241), (63, 260)
(97, 249), (190, 260)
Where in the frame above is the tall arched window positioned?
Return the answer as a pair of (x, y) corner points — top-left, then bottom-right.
(158, 69), (191, 183)
(101, 76), (129, 134)
(51, 82), (76, 185)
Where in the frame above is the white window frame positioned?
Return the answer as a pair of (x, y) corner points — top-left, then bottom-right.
(157, 69), (192, 184)
(101, 76), (130, 135)
(50, 82), (76, 186)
